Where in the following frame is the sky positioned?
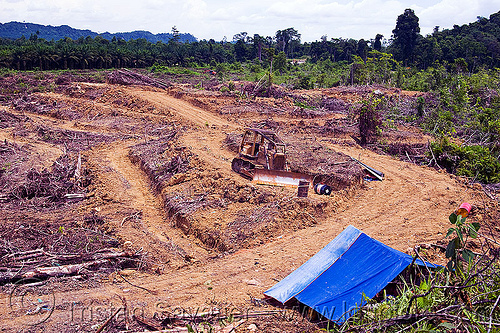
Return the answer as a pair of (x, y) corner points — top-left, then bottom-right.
(1, 0), (499, 42)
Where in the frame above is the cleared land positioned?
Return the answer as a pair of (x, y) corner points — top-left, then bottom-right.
(0, 71), (498, 332)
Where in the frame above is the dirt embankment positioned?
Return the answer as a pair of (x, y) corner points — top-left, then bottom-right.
(0, 71), (498, 332)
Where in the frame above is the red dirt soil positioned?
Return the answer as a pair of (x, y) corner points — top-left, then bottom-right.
(0, 77), (498, 332)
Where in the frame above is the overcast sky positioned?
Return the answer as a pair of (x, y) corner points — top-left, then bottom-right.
(1, 0), (499, 42)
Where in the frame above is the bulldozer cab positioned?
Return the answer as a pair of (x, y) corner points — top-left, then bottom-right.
(232, 128), (312, 187)
(238, 129), (287, 170)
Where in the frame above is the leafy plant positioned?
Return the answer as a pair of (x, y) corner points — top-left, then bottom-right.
(430, 138), (500, 183)
(445, 212), (480, 273)
(357, 94), (385, 145)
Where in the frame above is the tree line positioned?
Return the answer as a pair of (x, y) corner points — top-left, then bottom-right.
(0, 10), (499, 72)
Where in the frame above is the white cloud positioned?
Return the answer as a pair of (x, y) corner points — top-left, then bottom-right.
(0, 0), (499, 41)
(417, 0), (500, 35)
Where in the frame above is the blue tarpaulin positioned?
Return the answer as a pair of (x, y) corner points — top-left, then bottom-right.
(264, 225), (438, 323)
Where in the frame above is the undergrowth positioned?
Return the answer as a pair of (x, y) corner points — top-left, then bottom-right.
(431, 137), (500, 183)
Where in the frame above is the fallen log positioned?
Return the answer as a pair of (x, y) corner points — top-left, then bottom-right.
(0, 259), (107, 284)
(4, 248), (44, 259)
(4, 248), (133, 264)
(22, 259), (108, 279)
(0, 249), (138, 284)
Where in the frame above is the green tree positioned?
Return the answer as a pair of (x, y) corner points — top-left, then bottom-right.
(374, 34), (383, 51)
(252, 34), (265, 62)
(273, 51), (287, 73)
(171, 26), (180, 44)
(391, 8), (421, 65)
(275, 28), (300, 57)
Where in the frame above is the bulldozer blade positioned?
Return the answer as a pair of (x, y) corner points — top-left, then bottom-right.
(252, 169), (313, 187)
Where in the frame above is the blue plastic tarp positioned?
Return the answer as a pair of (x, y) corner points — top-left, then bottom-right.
(264, 225), (438, 323)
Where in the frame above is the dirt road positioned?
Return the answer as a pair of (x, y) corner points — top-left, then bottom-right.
(0, 82), (494, 332)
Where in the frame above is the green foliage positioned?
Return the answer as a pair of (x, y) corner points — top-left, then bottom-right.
(357, 94), (385, 145)
(1, 11), (500, 71)
(294, 101), (315, 109)
(431, 137), (500, 183)
(390, 8), (421, 64)
(364, 51), (399, 85)
(295, 75), (312, 89)
(445, 212), (480, 273)
(273, 51), (288, 73)
(150, 63), (199, 75)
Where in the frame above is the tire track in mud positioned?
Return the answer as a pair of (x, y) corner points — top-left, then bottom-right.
(126, 88), (236, 129)
(321, 143), (484, 251)
(94, 141), (211, 264)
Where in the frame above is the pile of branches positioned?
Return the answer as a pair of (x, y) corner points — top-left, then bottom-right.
(36, 125), (118, 152)
(238, 81), (288, 99)
(107, 69), (171, 89)
(289, 106), (332, 119)
(316, 118), (356, 137)
(128, 131), (192, 192)
(378, 142), (430, 165)
(222, 132), (242, 153)
(0, 109), (29, 128)
(12, 93), (83, 120)
(164, 194), (213, 218)
(285, 137), (364, 190)
(0, 247), (139, 285)
(288, 94), (350, 115)
(1, 150), (90, 207)
(224, 203), (279, 249)
(132, 307), (318, 332)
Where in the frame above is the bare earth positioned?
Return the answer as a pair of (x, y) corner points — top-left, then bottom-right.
(0, 80), (498, 332)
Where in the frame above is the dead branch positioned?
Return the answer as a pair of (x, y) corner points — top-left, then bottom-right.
(96, 307), (122, 333)
(118, 272), (158, 295)
(133, 314), (163, 331)
(427, 140), (441, 170)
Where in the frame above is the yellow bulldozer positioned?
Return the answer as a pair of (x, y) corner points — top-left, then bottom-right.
(231, 128), (312, 187)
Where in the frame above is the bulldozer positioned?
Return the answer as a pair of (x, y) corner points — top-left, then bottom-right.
(231, 128), (312, 187)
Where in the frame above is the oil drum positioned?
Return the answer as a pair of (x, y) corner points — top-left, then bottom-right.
(314, 183), (332, 196)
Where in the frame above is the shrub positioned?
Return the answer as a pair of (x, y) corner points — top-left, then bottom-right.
(431, 137), (500, 183)
(357, 94), (385, 145)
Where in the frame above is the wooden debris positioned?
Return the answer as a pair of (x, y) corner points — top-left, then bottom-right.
(0, 248), (138, 284)
(108, 69), (171, 89)
(133, 314), (164, 331)
(64, 193), (86, 199)
(96, 307), (122, 333)
(22, 259), (108, 279)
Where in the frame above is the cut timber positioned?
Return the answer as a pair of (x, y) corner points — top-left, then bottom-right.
(22, 259), (108, 279)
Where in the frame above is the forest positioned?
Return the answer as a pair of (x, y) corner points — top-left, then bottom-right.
(1, 9), (500, 333)
(0, 9), (499, 184)
(0, 10), (499, 72)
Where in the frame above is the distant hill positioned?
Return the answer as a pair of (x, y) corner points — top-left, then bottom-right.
(0, 21), (197, 43)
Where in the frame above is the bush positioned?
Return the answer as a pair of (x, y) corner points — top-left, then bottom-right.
(431, 137), (500, 183)
(357, 94), (385, 145)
